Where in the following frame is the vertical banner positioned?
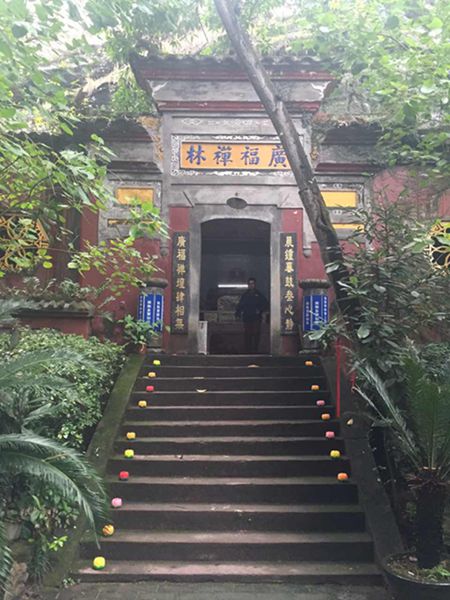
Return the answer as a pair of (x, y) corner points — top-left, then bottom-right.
(171, 232), (190, 334)
(280, 233), (298, 335)
(137, 290), (164, 333)
(303, 294), (329, 331)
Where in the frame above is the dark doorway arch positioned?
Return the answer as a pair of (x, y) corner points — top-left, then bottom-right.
(200, 218), (270, 354)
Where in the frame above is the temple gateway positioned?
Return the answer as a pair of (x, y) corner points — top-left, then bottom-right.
(79, 55), (448, 355)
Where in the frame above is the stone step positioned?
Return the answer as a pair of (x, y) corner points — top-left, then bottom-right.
(114, 436), (342, 456)
(81, 530), (373, 562)
(134, 376), (328, 392)
(130, 390), (331, 406)
(139, 365), (324, 378)
(142, 355), (320, 367)
(118, 419), (338, 438)
(75, 351), (378, 585)
(125, 404), (334, 421)
(107, 476), (357, 504)
(77, 559), (381, 584)
(110, 502), (365, 532)
(108, 454), (350, 477)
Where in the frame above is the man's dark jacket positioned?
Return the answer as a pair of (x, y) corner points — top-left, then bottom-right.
(235, 290), (269, 323)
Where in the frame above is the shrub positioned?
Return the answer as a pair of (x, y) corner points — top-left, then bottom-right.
(419, 342), (450, 383)
(0, 328), (124, 449)
(313, 202), (450, 385)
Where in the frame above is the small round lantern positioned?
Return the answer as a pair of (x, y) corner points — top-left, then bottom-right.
(325, 431), (335, 439)
(321, 413), (331, 421)
(145, 385), (154, 392)
(102, 524), (115, 537)
(148, 372), (157, 378)
(304, 360), (314, 366)
(330, 450), (341, 459)
(92, 556), (106, 570)
(337, 472), (349, 482)
(311, 384), (320, 391)
(124, 449), (135, 459)
(153, 359), (161, 366)
(111, 497), (122, 508)
(126, 431), (136, 440)
(138, 400), (147, 408)
(316, 400), (326, 407)
(119, 470), (129, 481)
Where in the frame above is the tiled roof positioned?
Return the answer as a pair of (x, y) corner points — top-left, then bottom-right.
(131, 52), (331, 81)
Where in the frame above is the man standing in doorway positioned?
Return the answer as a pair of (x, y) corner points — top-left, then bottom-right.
(235, 277), (269, 354)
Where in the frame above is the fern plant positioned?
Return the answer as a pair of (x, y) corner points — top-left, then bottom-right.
(0, 434), (108, 591)
(356, 358), (450, 569)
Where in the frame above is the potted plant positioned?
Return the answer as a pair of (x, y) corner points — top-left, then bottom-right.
(356, 357), (450, 599)
(120, 315), (154, 354)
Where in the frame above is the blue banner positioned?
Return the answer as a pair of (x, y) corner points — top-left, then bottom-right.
(138, 292), (164, 333)
(303, 294), (329, 332)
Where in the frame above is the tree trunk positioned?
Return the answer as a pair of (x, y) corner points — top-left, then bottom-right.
(213, 0), (359, 320)
(415, 473), (447, 568)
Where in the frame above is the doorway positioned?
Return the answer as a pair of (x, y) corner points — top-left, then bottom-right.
(200, 218), (271, 354)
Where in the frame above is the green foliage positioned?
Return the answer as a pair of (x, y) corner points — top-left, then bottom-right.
(0, 521), (13, 592)
(120, 314), (155, 347)
(213, 0), (450, 176)
(0, 433), (108, 584)
(310, 202), (450, 383)
(0, 0), (165, 281)
(68, 198), (167, 293)
(419, 343), (450, 384)
(86, 0), (205, 61)
(108, 66), (155, 117)
(0, 321), (121, 583)
(355, 356), (450, 567)
(403, 358), (450, 477)
(0, 328), (124, 448)
(0, 276), (100, 307)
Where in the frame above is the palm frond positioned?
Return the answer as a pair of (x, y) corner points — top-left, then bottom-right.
(0, 520), (13, 593)
(0, 434), (108, 534)
(404, 358), (450, 475)
(0, 393), (55, 434)
(355, 363), (422, 471)
(22, 403), (55, 431)
(0, 349), (92, 384)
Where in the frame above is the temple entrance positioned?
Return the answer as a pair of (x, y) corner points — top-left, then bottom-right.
(200, 218), (270, 354)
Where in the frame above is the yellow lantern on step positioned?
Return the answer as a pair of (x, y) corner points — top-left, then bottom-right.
(102, 524), (115, 537)
(92, 556), (106, 570)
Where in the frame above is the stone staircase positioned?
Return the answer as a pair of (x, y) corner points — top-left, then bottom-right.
(78, 354), (380, 583)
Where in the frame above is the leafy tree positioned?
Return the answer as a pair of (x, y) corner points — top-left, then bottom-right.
(310, 203), (450, 383)
(0, 0), (164, 286)
(209, 0), (450, 178)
